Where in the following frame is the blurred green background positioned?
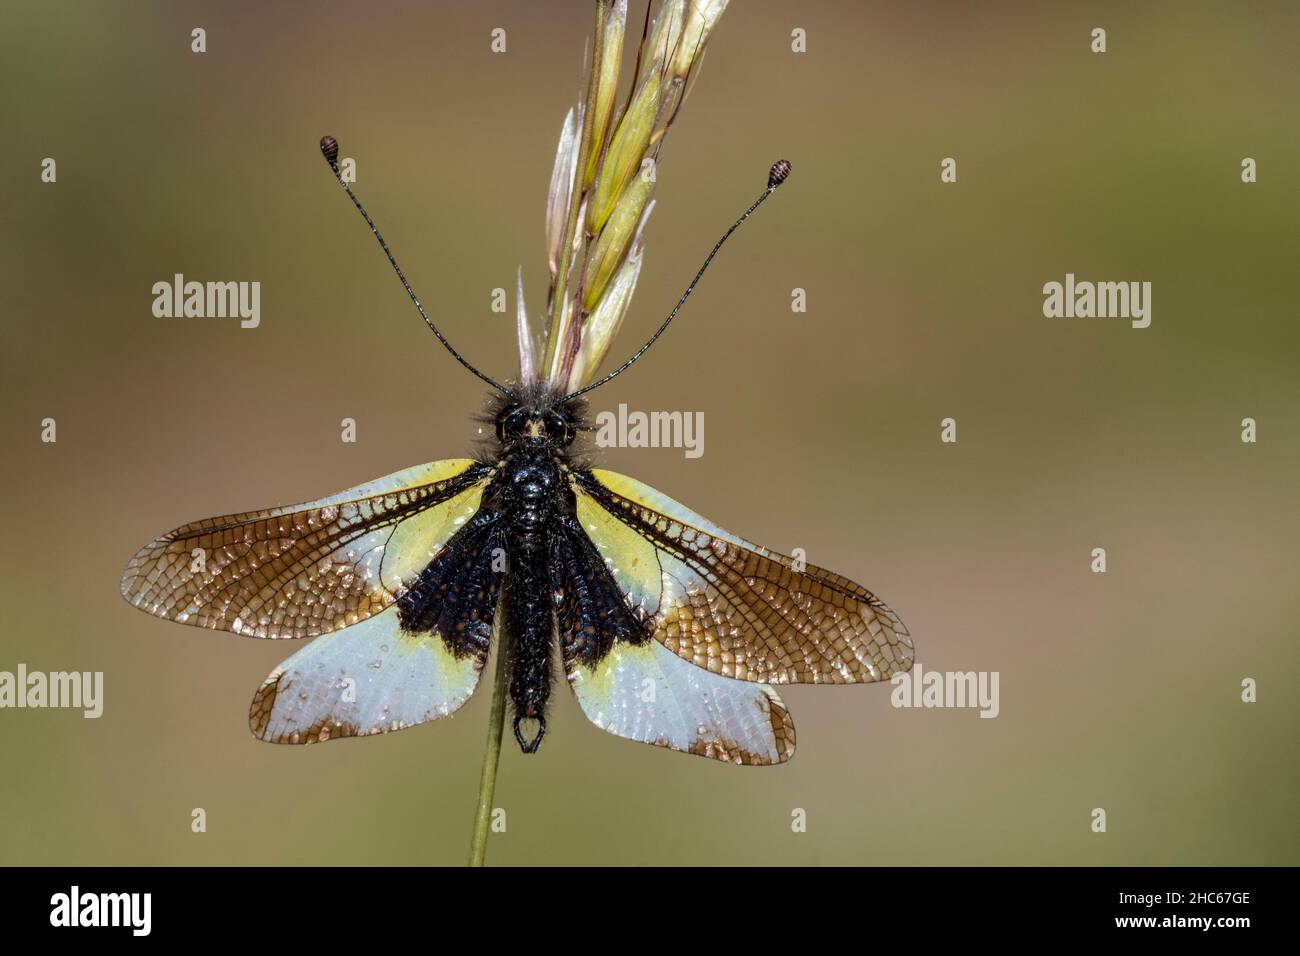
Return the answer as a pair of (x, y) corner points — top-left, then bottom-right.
(2, 0), (1297, 866)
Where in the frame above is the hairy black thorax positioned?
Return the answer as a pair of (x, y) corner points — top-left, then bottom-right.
(396, 385), (648, 754)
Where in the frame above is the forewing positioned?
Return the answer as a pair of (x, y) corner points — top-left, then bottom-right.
(121, 458), (493, 639)
(572, 468), (913, 684)
(250, 605), (486, 744)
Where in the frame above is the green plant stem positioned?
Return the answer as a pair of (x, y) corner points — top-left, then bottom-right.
(468, 631), (511, 867)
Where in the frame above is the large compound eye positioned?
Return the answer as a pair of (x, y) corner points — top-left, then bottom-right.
(496, 406), (527, 442)
(544, 411), (575, 446)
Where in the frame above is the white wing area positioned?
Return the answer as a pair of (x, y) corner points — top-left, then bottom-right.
(250, 607), (484, 744)
(567, 638), (795, 765)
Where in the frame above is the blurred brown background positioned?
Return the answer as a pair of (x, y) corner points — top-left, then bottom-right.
(2, 1), (1297, 865)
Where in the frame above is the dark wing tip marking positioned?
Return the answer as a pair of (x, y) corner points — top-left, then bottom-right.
(768, 693), (797, 764)
(248, 674), (279, 740)
(248, 672), (365, 746)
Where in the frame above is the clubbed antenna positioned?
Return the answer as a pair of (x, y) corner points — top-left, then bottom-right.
(768, 158), (791, 189)
(563, 160), (791, 401)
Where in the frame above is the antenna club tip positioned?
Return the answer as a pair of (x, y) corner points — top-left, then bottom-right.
(320, 135), (340, 166)
(767, 159), (792, 189)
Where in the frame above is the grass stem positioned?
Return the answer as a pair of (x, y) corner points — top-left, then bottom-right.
(468, 630), (511, 867)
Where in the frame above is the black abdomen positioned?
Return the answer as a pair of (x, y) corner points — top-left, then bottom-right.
(505, 539), (551, 752)
(498, 452), (563, 753)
